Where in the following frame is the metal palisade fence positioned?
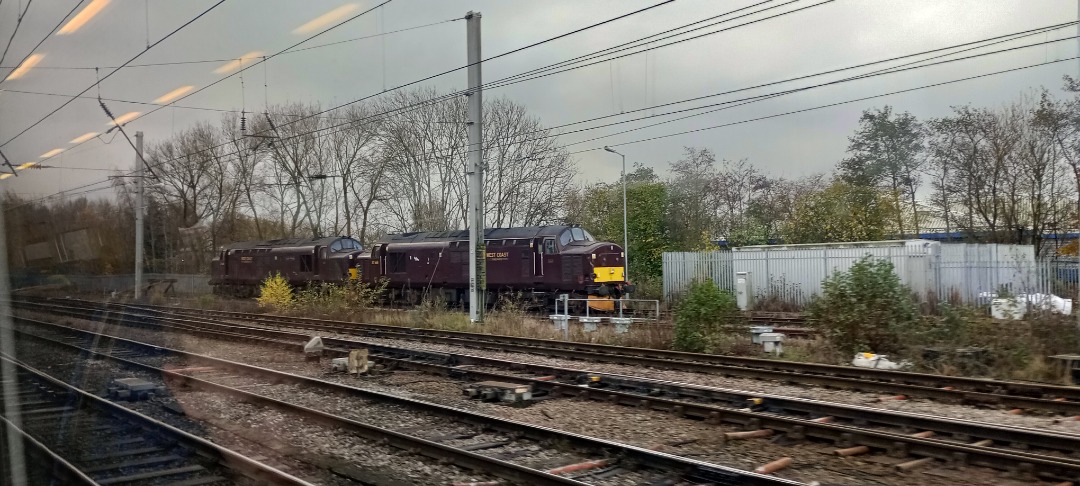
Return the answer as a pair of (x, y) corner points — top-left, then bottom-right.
(13, 273), (211, 295)
(663, 241), (1078, 306)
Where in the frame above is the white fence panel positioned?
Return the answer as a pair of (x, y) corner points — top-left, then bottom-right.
(662, 251), (733, 298)
(729, 240), (938, 306)
(937, 244), (1036, 302)
(661, 241), (1070, 306)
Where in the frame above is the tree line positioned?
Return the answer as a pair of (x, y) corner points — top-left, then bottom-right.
(571, 85), (1080, 282)
(6, 87), (576, 274)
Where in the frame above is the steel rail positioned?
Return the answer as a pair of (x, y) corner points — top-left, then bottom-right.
(17, 300), (1080, 440)
(10, 313), (1080, 483)
(0, 414), (98, 485)
(24, 298), (1078, 414)
(0, 352), (314, 486)
(6, 315), (800, 486)
(93, 298), (1079, 401)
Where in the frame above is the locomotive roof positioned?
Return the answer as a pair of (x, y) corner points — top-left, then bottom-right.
(379, 225), (576, 244)
(222, 236), (344, 250)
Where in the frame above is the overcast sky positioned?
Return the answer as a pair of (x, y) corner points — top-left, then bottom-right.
(0, 0), (1077, 201)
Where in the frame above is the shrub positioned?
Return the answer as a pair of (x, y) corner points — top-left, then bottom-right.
(292, 279), (386, 315)
(342, 278), (387, 309)
(673, 279), (741, 353)
(807, 256), (918, 356)
(630, 274), (664, 301)
(256, 273), (294, 311)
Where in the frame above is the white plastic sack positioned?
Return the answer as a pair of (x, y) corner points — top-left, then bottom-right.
(851, 352), (911, 370)
(983, 292), (1073, 316)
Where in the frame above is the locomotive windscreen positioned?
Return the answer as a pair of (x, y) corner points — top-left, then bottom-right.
(330, 238), (363, 252)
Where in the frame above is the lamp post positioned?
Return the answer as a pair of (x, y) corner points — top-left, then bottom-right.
(602, 146), (629, 291)
(309, 173), (350, 237)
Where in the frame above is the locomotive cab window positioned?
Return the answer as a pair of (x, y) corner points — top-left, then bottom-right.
(558, 230), (571, 246)
(565, 227), (594, 242)
(544, 238), (556, 254)
(331, 238), (362, 252)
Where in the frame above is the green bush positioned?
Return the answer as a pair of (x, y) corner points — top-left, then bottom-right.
(808, 256), (919, 356)
(630, 274), (663, 301)
(673, 279), (741, 353)
(294, 279), (386, 314)
(256, 273), (294, 311)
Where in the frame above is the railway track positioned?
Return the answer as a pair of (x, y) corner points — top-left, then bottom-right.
(6, 315), (800, 486)
(19, 297), (1079, 414)
(12, 306), (1080, 483)
(0, 351), (309, 486)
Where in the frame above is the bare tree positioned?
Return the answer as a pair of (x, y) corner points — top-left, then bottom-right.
(329, 104), (384, 242)
(376, 88), (575, 232)
(481, 97), (575, 227)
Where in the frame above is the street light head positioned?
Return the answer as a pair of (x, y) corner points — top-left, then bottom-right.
(603, 146), (617, 154)
(308, 174), (329, 180)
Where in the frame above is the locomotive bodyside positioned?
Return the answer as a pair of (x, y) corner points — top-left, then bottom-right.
(210, 236), (364, 297)
(356, 225), (628, 306)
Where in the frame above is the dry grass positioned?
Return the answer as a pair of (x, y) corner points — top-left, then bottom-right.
(168, 293), (678, 350)
(35, 289), (1078, 383)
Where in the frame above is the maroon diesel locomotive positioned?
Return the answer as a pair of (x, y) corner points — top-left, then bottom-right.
(357, 225), (629, 307)
(209, 225), (629, 307)
(209, 236), (366, 297)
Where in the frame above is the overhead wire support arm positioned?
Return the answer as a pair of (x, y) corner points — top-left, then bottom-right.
(0, 0), (226, 148)
(0, 149), (18, 176)
(99, 99), (158, 179)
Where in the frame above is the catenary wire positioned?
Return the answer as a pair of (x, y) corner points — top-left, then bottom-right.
(79, 0), (802, 179)
(39, 0), (685, 179)
(149, 24), (1080, 174)
(3, 5), (1045, 203)
(552, 34), (1080, 149)
(8, 17), (1058, 203)
(0, 0), (228, 148)
(1, 0), (692, 204)
(30, 0), (401, 161)
(10, 56), (1073, 211)
(0, 17), (460, 70)
(0, 0), (83, 87)
(110, 0), (673, 154)
(8, 28), (1068, 210)
(584, 56), (1080, 152)
(0, 0), (32, 68)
